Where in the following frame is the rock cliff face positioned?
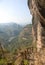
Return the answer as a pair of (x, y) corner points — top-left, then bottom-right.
(28, 0), (45, 65)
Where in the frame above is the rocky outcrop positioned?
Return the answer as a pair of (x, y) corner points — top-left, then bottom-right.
(28, 0), (45, 65)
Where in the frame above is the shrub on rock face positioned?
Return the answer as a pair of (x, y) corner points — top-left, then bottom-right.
(23, 59), (29, 65)
(0, 59), (7, 65)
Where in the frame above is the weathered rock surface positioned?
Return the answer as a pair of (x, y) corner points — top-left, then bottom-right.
(28, 0), (45, 65)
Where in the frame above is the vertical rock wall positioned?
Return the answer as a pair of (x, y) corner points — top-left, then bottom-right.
(28, 0), (45, 65)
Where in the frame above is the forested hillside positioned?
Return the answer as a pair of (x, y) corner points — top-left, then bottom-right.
(8, 24), (32, 52)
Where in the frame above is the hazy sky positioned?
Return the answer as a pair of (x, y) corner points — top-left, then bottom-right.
(0, 0), (32, 25)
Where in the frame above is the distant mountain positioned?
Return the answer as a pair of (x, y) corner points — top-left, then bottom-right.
(18, 24), (32, 48)
(8, 24), (32, 52)
(0, 23), (23, 48)
(18, 24), (32, 45)
(0, 23), (32, 52)
(0, 23), (22, 37)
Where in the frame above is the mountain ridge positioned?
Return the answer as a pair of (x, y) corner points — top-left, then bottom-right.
(0, 23), (23, 49)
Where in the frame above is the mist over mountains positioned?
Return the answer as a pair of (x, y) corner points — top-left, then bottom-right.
(0, 22), (32, 52)
(0, 23), (22, 46)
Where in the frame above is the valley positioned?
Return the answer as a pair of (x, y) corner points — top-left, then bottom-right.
(0, 23), (32, 65)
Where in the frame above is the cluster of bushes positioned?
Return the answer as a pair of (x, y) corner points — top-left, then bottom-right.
(0, 59), (7, 65)
(21, 59), (29, 65)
